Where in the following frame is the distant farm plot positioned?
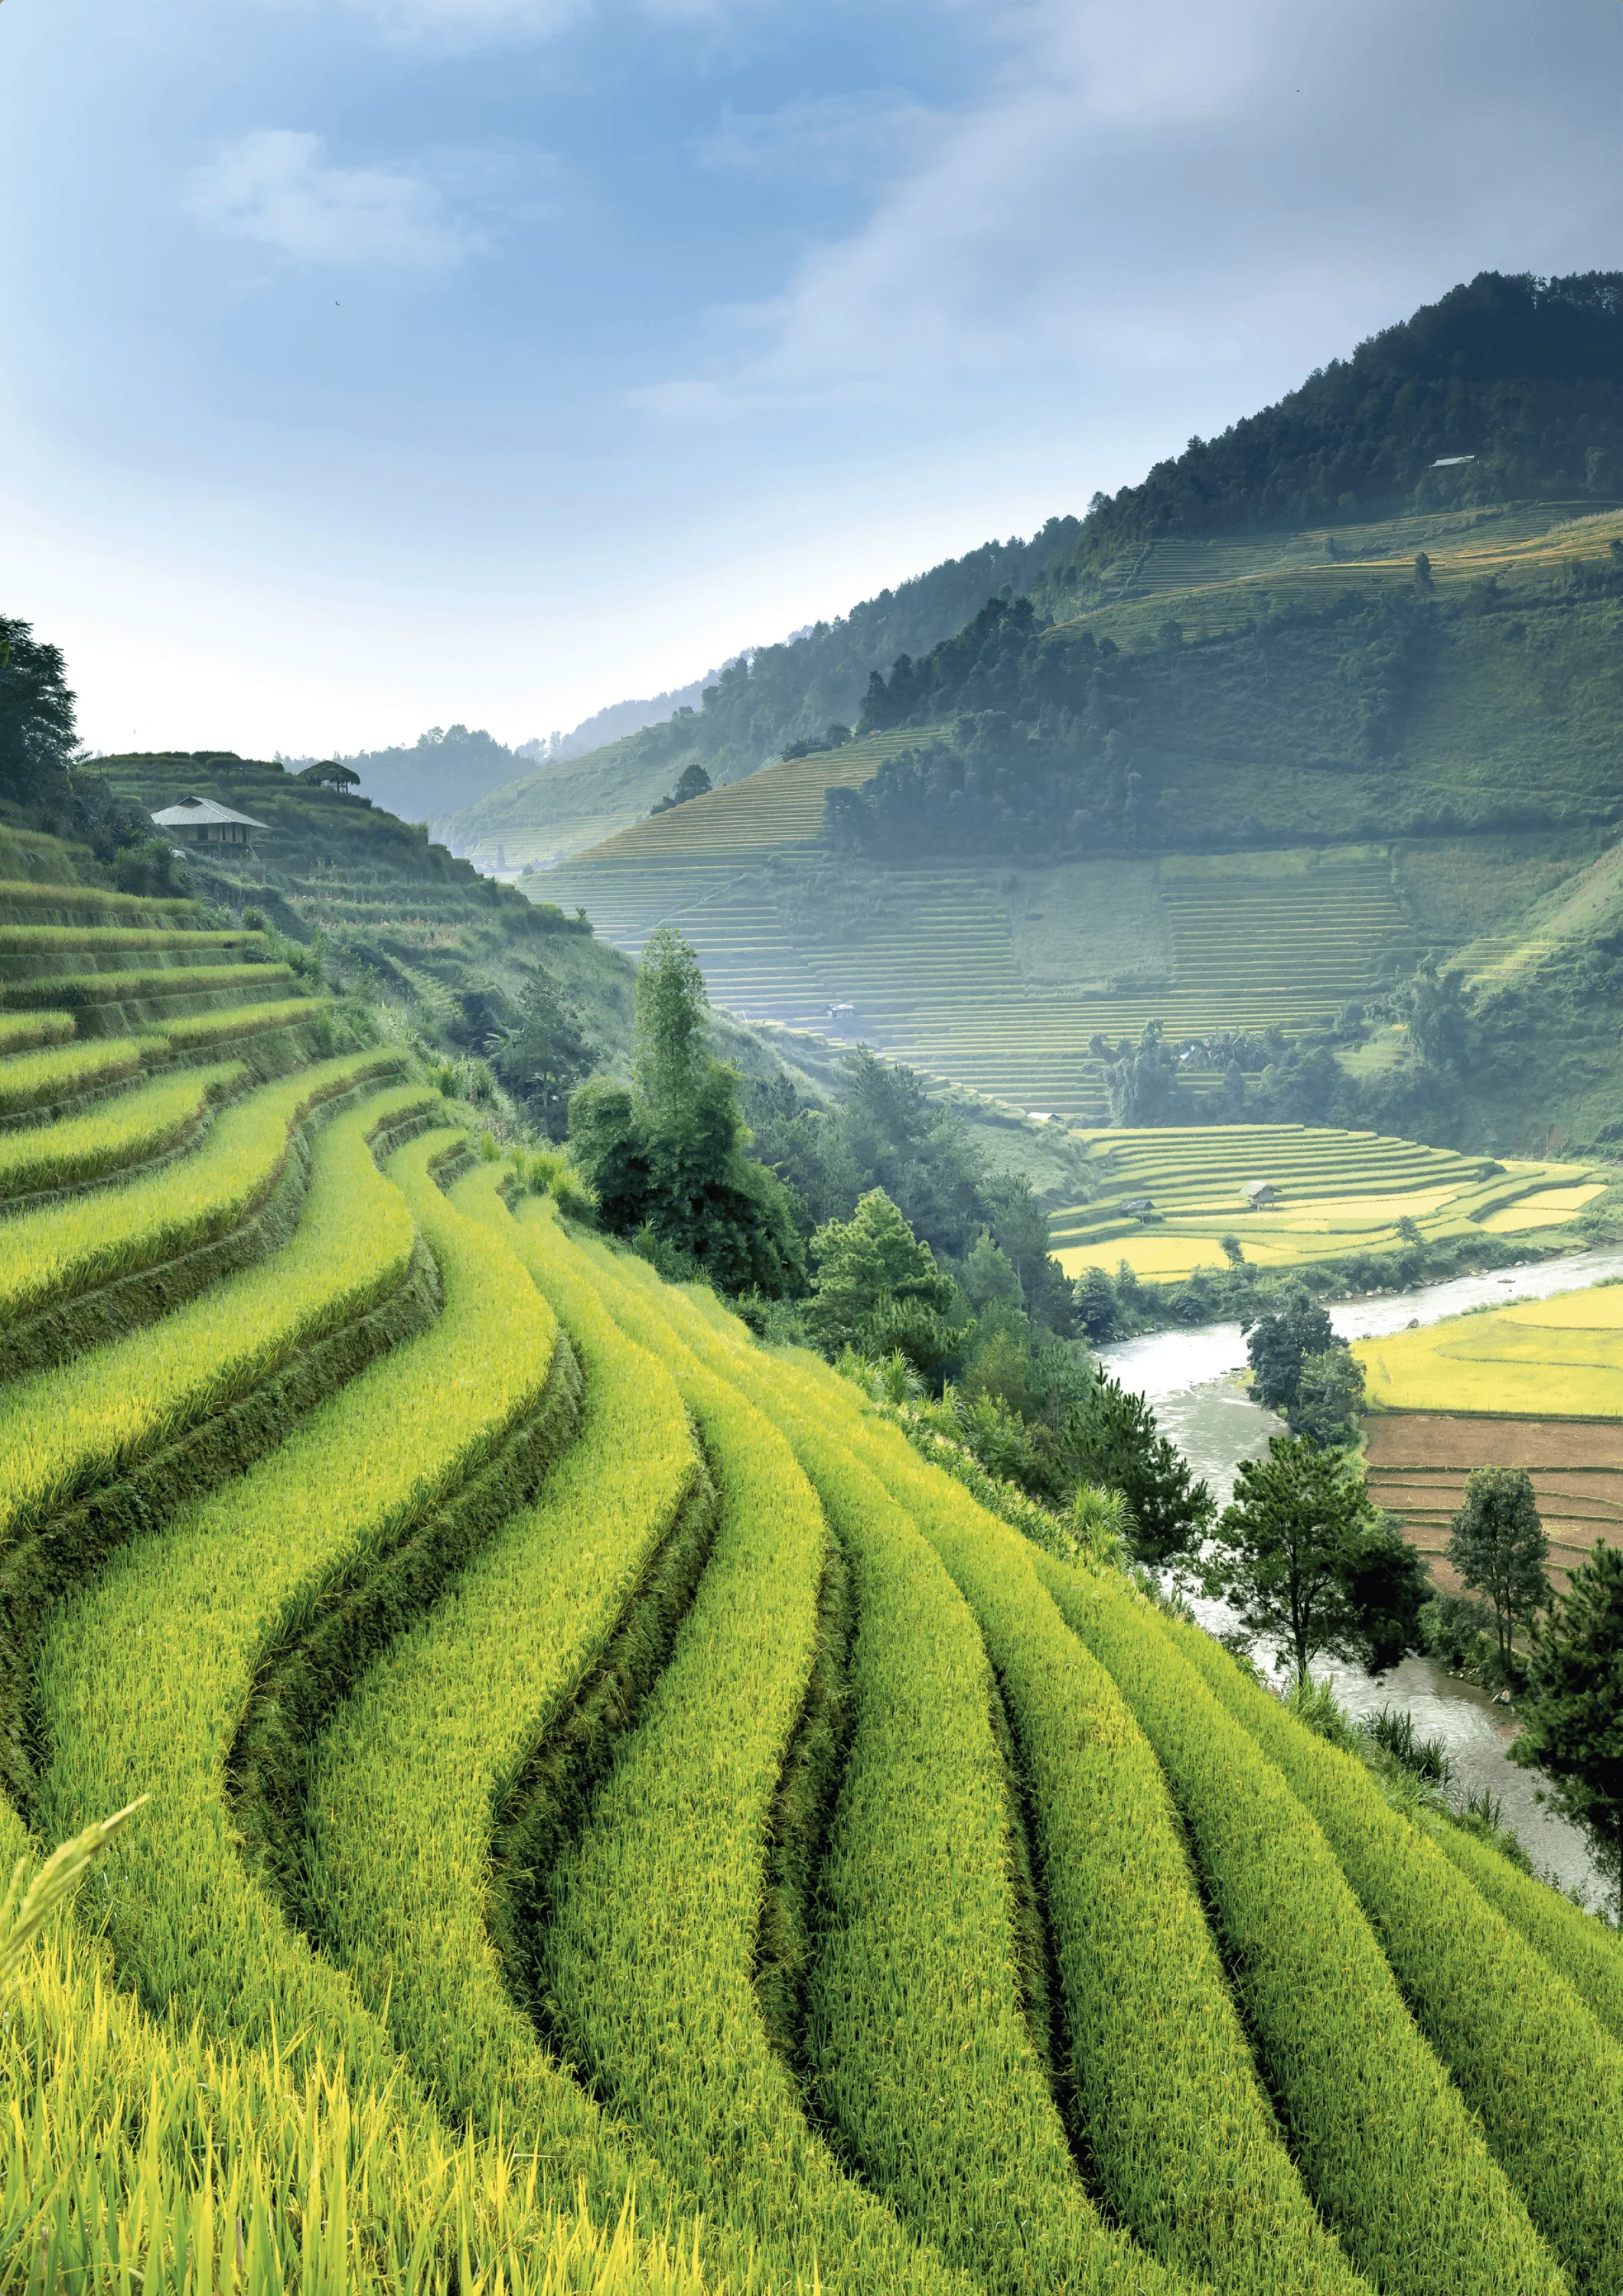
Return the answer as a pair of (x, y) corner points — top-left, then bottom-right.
(1357, 1283), (1623, 1420)
(1050, 1124), (1595, 1280)
(540, 814), (1424, 1123)
(1364, 1412), (1623, 1594)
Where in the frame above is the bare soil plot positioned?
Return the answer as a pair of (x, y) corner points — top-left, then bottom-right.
(1364, 1412), (1623, 1590)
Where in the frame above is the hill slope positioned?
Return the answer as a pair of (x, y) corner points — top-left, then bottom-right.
(533, 500), (1623, 1133)
(447, 521), (1081, 871)
(3, 817), (1619, 2290)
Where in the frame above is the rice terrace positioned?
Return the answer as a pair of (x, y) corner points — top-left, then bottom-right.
(15, 233), (1623, 2296)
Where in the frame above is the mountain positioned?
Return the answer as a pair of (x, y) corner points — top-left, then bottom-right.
(529, 272), (1623, 1153)
(445, 520), (1082, 871)
(1052, 269), (1623, 578)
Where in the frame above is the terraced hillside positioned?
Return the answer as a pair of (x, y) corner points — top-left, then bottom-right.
(539, 833), (1430, 1123)
(532, 496), (1623, 1136)
(97, 748), (637, 1063)
(9, 820), (1623, 2293)
(1050, 1124), (1601, 1281)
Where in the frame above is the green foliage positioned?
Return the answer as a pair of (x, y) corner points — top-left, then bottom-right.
(1245, 1288), (1338, 1413)
(569, 930), (804, 1295)
(1206, 1439), (1426, 1680)
(1421, 1591), (1498, 1675)
(1447, 1468), (1552, 1681)
(0, 615), (77, 814)
(804, 1187), (961, 1368)
(1290, 1346), (1367, 1446)
(486, 961), (594, 1139)
(1511, 1540), (1623, 1920)
(1070, 270), (1623, 556)
(1060, 1372), (1214, 1567)
(649, 762), (712, 815)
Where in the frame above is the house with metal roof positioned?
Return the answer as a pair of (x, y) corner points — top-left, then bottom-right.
(151, 796), (269, 849)
(1241, 1179), (1280, 1208)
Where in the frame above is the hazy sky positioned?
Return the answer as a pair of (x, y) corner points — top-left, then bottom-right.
(3, 0), (1621, 757)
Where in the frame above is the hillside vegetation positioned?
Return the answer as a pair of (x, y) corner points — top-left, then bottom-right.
(447, 524), (1081, 871)
(4, 821), (1623, 2291)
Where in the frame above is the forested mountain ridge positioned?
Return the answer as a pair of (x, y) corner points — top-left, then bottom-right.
(446, 520), (1081, 870)
(833, 505), (1623, 862)
(1049, 271), (1623, 585)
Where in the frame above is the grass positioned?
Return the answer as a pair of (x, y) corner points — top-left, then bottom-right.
(0, 959), (293, 1010)
(0, 1048), (404, 1330)
(803, 1361), (1369, 2296)
(546, 1247), (979, 2296)
(0, 1058), (242, 1200)
(1357, 1287), (1623, 1417)
(1037, 1554), (1559, 2296)
(0, 1032), (155, 1117)
(0, 1084), (427, 1548)
(34, 1127), (572, 2105)
(0, 1009), (76, 1058)
(655, 1304), (1185, 2296)
(1170, 1610), (1623, 2295)
(300, 1169), (726, 2262)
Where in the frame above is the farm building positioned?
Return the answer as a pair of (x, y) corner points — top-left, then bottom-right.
(1241, 1179), (1281, 1208)
(827, 1001), (856, 1021)
(152, 796), (269, 849)
(1121, 1195), (1155, 1216)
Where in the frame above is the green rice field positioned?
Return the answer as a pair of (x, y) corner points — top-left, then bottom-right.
(537, 844), (1423, 1123)
(3, 821), (1621, 2293)
(1050, 1124), (1602, 1280)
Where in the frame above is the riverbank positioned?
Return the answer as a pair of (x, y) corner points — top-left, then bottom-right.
(1100, 1241), (1623, 1901)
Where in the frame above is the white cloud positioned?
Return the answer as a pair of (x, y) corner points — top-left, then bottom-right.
(185, 130), (474, 267)
(699, 90), (944, 187)
(630, 0), (1623, 417)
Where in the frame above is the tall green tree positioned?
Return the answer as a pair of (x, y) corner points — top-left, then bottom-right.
(0, 616), (77, 814)
(632, 925), (712, 1125)
(1245, 1290), (1339, 1414)
(1290, 1348), (1367, 1447)
(486, 964), (593, 1140)
(803, 1188), (963, 1371)
(1060, 1374), (1214, 1569)
(1511, 1541), (1623, 1922)
(1205, 1437), (1427, 1681)
(1446, 1466), (1551, 1681)
(568, 927), (804, 1296)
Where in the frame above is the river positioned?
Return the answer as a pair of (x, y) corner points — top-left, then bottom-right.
(1100, 1244), (1623, 1901)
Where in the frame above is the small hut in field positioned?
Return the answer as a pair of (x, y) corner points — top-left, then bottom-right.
(1241, 1179), (1280, 1209)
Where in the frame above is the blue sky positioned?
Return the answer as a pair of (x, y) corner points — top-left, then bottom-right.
(2, 0), (1621, 757)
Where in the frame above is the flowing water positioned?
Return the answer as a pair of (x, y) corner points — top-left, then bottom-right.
(1100, 1244), (1623, 1901)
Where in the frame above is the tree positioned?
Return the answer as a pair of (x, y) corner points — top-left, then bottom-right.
(487, 964), (593, 1140)
(1103, 1020), (1191, 1127)
(1245, 1290), (1338, 1413)
(1060, 1374), (1214, 1568)
(0, 617), (77, 814)
(567, 927), (805, 1296)
(803, 1188), (962, 1369)
(1447, 1467), (1551, 1680)
(1204, 1437), (1426, 1681)
(1290, 1348), (1367, 1447)
(650, 761), (712, 814)
(632, 925), (711, 1126)
(1072, 1266), (1121, 1343)
(1511, 1541), (1623, 1921)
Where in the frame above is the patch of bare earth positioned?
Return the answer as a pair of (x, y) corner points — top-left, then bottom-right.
(1363, 1413), (1623, 1593)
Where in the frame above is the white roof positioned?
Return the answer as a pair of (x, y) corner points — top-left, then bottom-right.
(151, 797), (269, 830)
